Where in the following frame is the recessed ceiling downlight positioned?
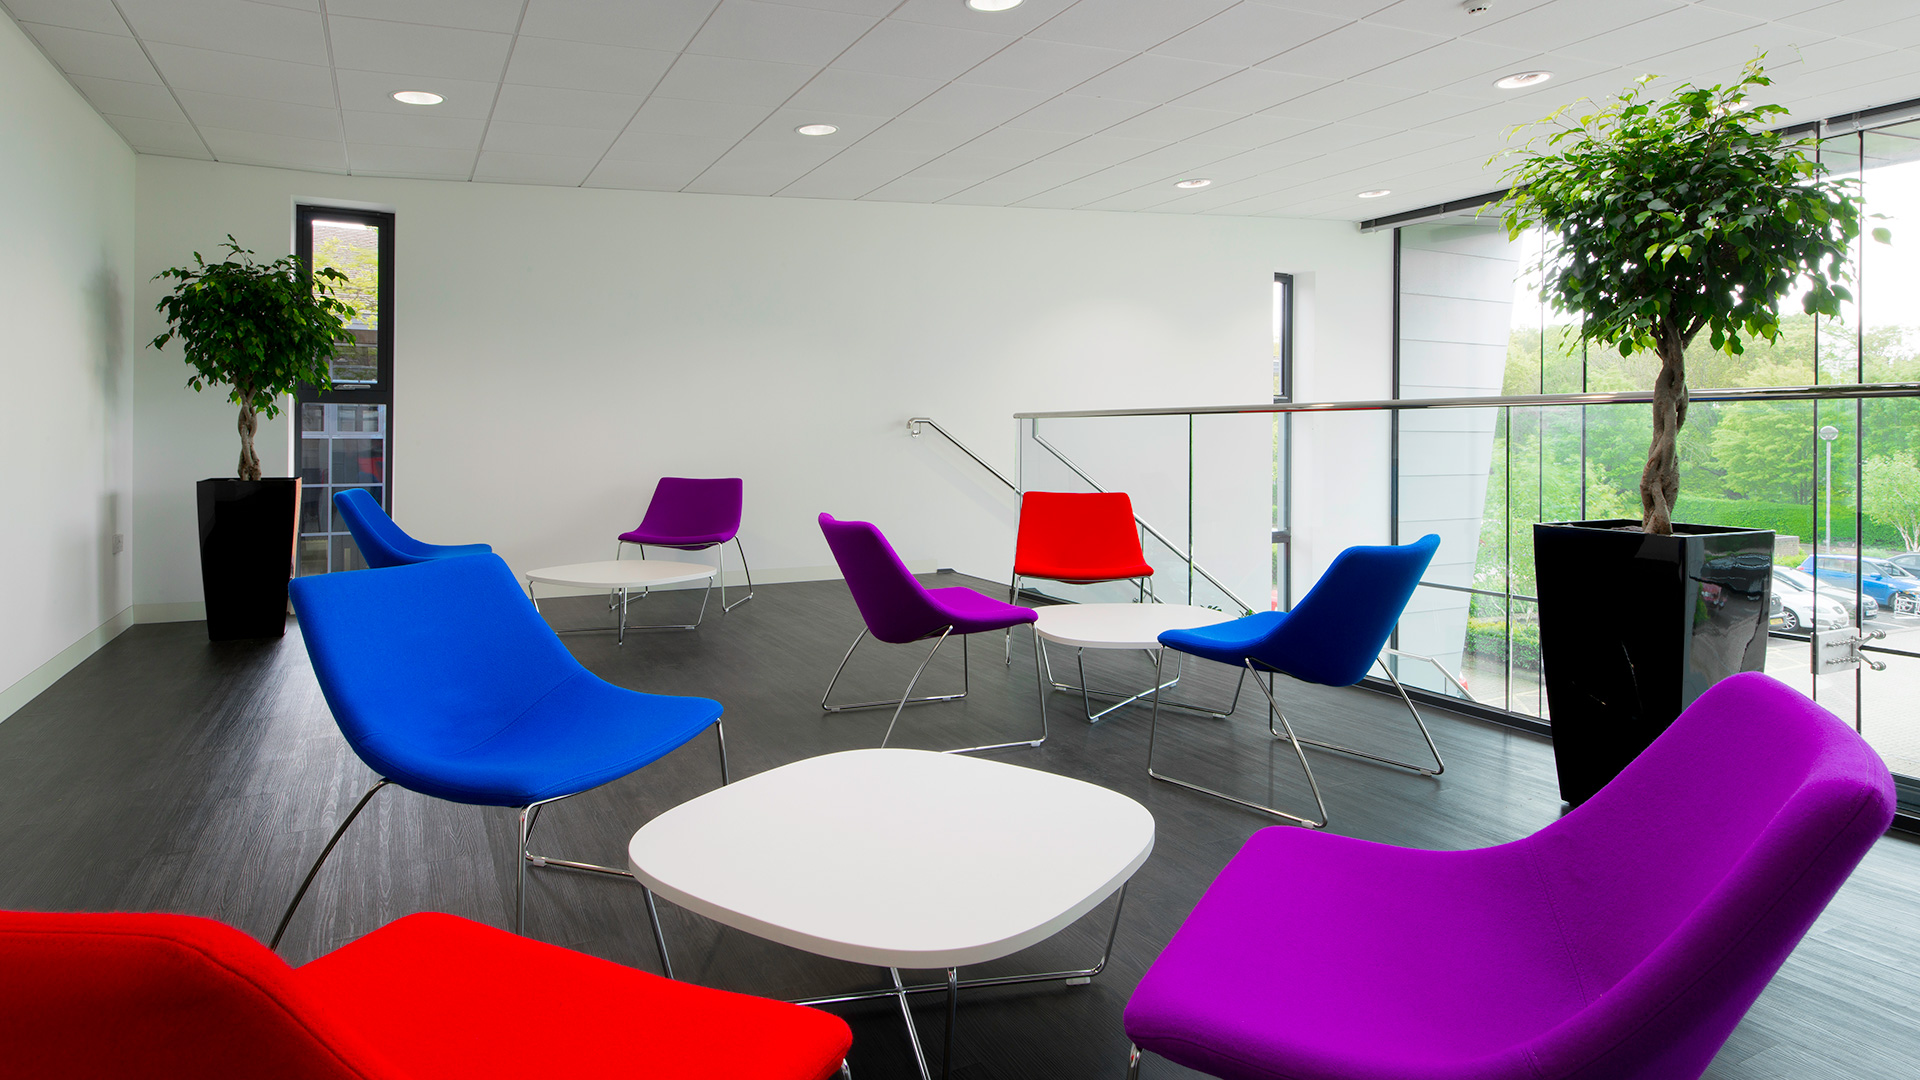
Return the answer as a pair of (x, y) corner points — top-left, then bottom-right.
(966, 0), (1025, 11)
(1358, 189), (1392, 198)
(796, 123), (838, 136)
(1175, 178), (1212, 189)
(392, 90), (443, 105)
(1495, 70), (1552, 90)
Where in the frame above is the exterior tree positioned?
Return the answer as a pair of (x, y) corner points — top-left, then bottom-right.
(1863, 456), (1920, 551)
(150, 238), (357, 481)
(1494, 58), (1880, 534)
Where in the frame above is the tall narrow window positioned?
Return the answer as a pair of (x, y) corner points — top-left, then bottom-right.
(295, 206), (394, 575)
(1273, 273), (1294, 609)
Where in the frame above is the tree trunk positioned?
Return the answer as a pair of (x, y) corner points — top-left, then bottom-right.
(1640, 329), (1688, 535)
(237, 403), (261, 481)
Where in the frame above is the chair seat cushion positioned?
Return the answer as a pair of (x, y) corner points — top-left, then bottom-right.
(358, 672), (723, 807)
(297, 912), (851, 1080)
(1124, 827), (1582, 1080)
(1014, 558), (1153, 583)
(925, 586), (1037, 635)
(620, 528), (734, 548)
(1158, 611), (1287, 668)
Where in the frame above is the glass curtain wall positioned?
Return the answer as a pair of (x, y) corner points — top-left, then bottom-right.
(1394, 117), (1920, 793)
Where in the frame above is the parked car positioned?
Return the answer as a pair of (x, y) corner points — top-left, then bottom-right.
(1770, 568), (1852, 632)
(1889, 551), (1920, 577)
(1776, 566), (1878, 622)
(1796, 554), (1920, 614)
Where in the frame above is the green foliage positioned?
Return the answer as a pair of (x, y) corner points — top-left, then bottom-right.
(150, 236), (357, 479)
(1862, 456), (1920, 550)
(1495, 59), (1870, 362)
(150, 236), (356, 420)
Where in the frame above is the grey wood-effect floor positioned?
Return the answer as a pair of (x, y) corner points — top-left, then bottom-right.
(2, 572), (1916, 1079)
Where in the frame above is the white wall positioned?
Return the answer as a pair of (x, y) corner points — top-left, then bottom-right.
(0, 14), (137, 719)
(135, 157), (1392, 603)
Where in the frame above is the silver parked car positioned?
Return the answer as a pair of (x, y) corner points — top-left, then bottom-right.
(1774, 566), (1875, 629)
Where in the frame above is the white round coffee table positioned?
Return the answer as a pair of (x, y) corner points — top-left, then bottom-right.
(525, 559), (715, 644)
(1033, 603), (1239, 722)
(627, 748), (1154, 1080)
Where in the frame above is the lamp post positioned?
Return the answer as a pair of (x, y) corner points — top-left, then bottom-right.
(1819, 424), (1840, 549)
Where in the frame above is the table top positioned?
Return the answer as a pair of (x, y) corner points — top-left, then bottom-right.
(627, 749), (1154, 970)
(525, 559), (716, 589)
(1034, 603), (1237, 650)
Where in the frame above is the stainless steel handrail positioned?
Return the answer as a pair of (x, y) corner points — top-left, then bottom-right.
(1013, 381), (1920, 420)
(906, 417), (1018, 493)
(1025, 424), (1256, 616)
(907, 416), (1256, 616)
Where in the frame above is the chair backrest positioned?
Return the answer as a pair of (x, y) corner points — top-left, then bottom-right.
(1249, 533), (1439, 686)
(0, 910), (396, 1079)
(1517, 672), (1894, 1079)
(1013, 491), (1150, 582)
(288, 554), (588, 805)
(333, 489), (436, 568)
(637, 477), (744, 542)
(817, 514), (947, 644)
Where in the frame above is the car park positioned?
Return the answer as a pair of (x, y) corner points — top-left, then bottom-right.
(1797, 555), (1920, 615)
(1775, 566), (1878, 622)
(1770, 568), (1852, 632)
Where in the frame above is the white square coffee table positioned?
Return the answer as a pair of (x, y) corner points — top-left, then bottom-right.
(1033, 602), (1245, 723)
(627, 748), (1154, 1080)
(525, 559), (715, 644)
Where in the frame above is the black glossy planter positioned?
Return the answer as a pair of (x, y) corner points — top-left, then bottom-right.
(1534, 520), (1773, 806)
(196, 478), (301, 641)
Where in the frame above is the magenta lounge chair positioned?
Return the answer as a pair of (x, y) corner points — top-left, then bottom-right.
(817, 513), (1043, 754)
(1122, 672), (1895, 1080)
(619, 477), (753, 612)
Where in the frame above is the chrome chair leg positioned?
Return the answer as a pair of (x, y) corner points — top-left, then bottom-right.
(721, 536), (755, 612)
(524, 721), (728, 884)
(1127, 1043), (1143, 1079)
(881, 629), (957, 748)
(271, 778), (391, 950)
(1260, 657), (1445, 776)
(821, 628), (970, 714)
(1004, 573), (1021, 664)
(1145, 653), (1329, 828)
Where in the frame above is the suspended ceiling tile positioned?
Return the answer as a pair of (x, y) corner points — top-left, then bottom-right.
(517, 0), (719, 52)
(491, 83), (645, 129)
(1171, 67), (1330, 113)
(888, 0), (1076, 36)
(68, 73), (188, 122)
(1349, 37), (1540, 92)
(326, 14), (512, 82)
(1364, 0), (1558, 37)
(684, 162), (815, 194)
(775, 145), (930, 195)
(1262, 21), (1447, 81)
(1001, 92), (1151, 133)
(103, 114), (207, 154)
(651, 53), (818, 106)
(955, 37), (1130, 95)
(1117, 140), (1233, 174)
(599, 129), (736, 166)
(342, 109), (487, 149)
(1558, 7), (1766, 67)
(334, 68), (499, 118)
(1100, 104), (1243, 142)
(686, 0), (875, 65)
(504, 36), (677, 95)
(1150, 4), (1349, 68)
(480, 118), (619, 157)
(854, 117), (988, 154)
(897, 81), (1050, 128)
(741, 106), (891, 142)
(1266, 81), (1417, 124)
(626, 96), (775, 139)
(786, 66), (942, 113)
(1779, 0), (1919, 35)
(345, 143), (477, 178)
(199, 125), (347, 171)
(861, 174), (976, 202)
(146, 40), (331, 103)
(2, 0), (129, 36)
(115, 0), (326, 66)
(835, 17), (1016, 80)
(1037, 132), (1165, 167)
(957, 124), (1082, 158)
(582, 157), (708, 189)
(907, 150), (1027, 183)
(473, 150), (595, 185)
(173, 89), (342, 140)
(1343, 90), (1485, 131)
(1184, 111), (1318, 150)
(17, 22), (161, 82)
(1026, 0), (1237, 53)
(325, 0), (528, 34)
(1464, 0), (1684, 54)
(1074, 54), (1241, 104)
(705, 136), (843, 172)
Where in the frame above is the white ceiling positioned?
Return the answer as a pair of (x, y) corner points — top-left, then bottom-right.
(6, 0), (1919, 220)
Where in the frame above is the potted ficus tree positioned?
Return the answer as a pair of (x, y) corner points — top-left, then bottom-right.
(1493, 59), (1882, 804)
(151, 237), (357, 640)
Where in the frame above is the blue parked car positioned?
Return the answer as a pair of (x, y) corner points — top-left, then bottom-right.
(1797, 554), (1920, 615)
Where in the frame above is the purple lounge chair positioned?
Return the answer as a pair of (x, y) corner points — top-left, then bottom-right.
(1123, 672), (1894, 1080)
(619, 477), (753, 612)
(817, 513), (1042, 754)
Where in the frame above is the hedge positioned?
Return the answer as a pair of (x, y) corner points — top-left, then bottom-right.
(1671, 495), (1907, 549)
(1466, 618), (1543, 670)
